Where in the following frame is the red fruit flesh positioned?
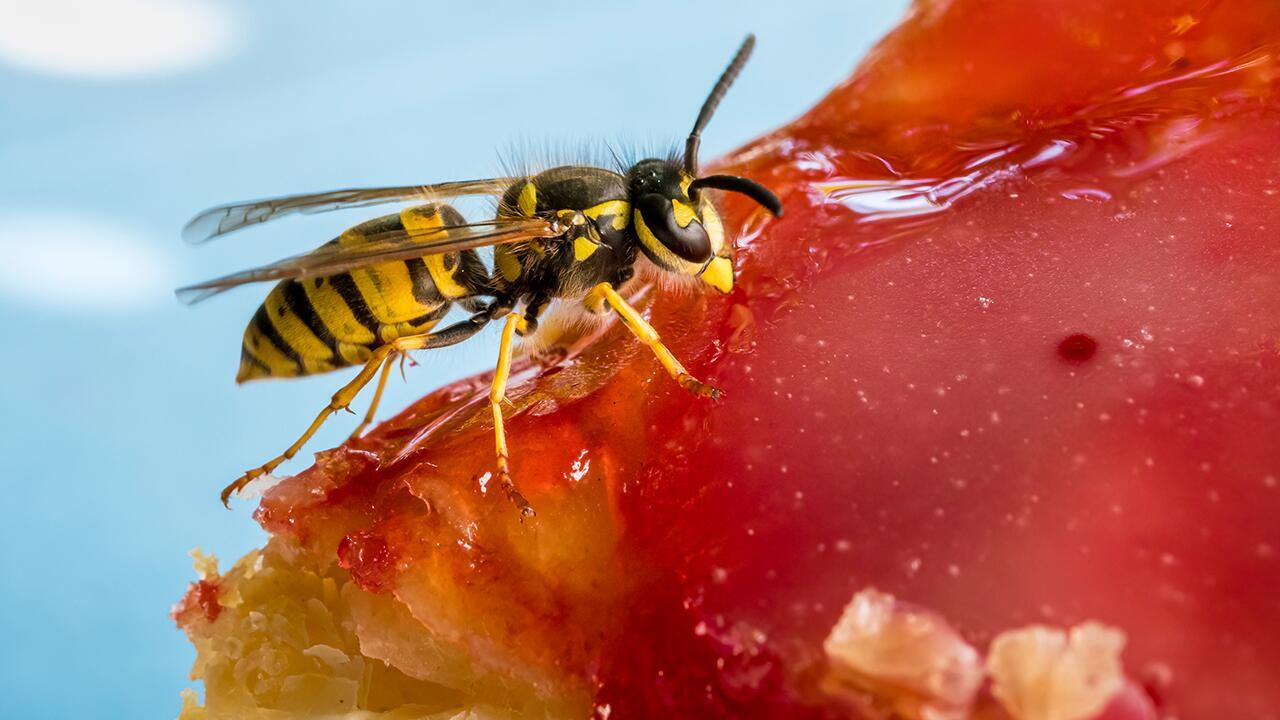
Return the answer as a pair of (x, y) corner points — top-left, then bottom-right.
(244, 2), (1280, 718)
(172, 579), (221, 625)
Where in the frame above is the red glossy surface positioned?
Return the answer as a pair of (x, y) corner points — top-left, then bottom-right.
(253, 2), (1280, 718)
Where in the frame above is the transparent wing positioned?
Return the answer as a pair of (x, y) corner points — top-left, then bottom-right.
(182, 178), (517, 244)
(176, 216), (561, 304)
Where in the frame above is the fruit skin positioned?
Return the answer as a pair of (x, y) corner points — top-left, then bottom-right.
(225, 2), (1280, 718)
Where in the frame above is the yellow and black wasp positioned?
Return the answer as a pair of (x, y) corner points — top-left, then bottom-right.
(179, 35), (782, 515)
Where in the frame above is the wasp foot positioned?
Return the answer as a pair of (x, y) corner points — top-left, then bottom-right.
(678, 373), (722, 400)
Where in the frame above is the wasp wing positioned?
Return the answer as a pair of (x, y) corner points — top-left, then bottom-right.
(176, 216), (560, 305)
(183, 178), (518, 244)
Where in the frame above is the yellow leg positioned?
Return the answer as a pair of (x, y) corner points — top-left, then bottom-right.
(490, 312), (535, 518)
(586, 282), (721, 399)
(348, 351), (397, 441)
(221, 344), (396, 507)
(221, 313), (506, 508)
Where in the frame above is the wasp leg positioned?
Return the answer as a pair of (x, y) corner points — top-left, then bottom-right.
(347, 307), (509, 442)
(457, 296), (488, 314)
(348, 351), (398, 441)
(585, 282), (721, 399)
(483, 312), (536, 518)
(391, 305), (505, 353)
(221, 344), (397, 507)
(222, 307), (508, 508)
(391, 305), (536, 516)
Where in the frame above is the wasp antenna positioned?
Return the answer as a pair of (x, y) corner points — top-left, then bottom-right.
(688, 174), (783, 217)
(684, 34), (756, 176)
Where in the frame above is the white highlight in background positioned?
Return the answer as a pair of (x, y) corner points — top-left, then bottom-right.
(0, 212), (173, 312)
(0, 0), (238, 79)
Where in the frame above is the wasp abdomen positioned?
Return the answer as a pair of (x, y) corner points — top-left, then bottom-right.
(237, 204), (484, 382)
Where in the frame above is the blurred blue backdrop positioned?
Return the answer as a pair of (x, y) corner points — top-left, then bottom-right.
(0, 1), (907, 717)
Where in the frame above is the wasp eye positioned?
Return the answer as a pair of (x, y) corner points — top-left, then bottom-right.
(637, 192), (711, 263)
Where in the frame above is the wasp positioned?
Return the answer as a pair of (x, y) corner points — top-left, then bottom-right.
(179, 35), (782, 515)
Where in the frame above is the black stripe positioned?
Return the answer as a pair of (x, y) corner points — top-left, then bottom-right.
(405, 302), (451, 328)
(404, 257), (442, 306)
(281, 280), (339, 359)
(362, 215), (403, 234)
(240, 343), (272, 375)
(329, 272), (382, 337)
(459, 250), (493, 294)
(251, 305), (304, 374)
(438, 205), (467, 227)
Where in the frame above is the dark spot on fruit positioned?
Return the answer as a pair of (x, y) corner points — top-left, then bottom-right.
(1057, 333), (1098, 363)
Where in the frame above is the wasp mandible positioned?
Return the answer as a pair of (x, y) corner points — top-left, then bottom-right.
(179, 35), (782, 515)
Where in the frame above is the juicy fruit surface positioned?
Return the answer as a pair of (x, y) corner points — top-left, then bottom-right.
(186, 2), (1280, 718)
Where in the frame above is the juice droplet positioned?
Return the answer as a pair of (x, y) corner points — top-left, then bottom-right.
(1057, 333), (1098, 364)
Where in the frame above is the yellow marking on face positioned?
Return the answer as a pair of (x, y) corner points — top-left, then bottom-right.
(679, 174), (693, 196)
(574, 236), (599, 261)
(634, 209), (702, 275)
(584, 200), (630, 231)
(671, 199), (698, 228)
(700, 200), (725, 254)
(699, 256), (734, 293)
(495, 246), (522, 282)
(633, 209), (664, 258)
(518, 182), (538, 216)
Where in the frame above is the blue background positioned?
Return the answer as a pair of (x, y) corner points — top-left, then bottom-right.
(0, 2), (906, 717)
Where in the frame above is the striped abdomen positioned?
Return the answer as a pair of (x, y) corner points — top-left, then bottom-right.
(237, 205), (485, 381)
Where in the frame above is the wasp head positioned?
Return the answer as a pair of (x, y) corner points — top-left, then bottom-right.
(626, 157), (780, 293)
(622, 35), (783, 293)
